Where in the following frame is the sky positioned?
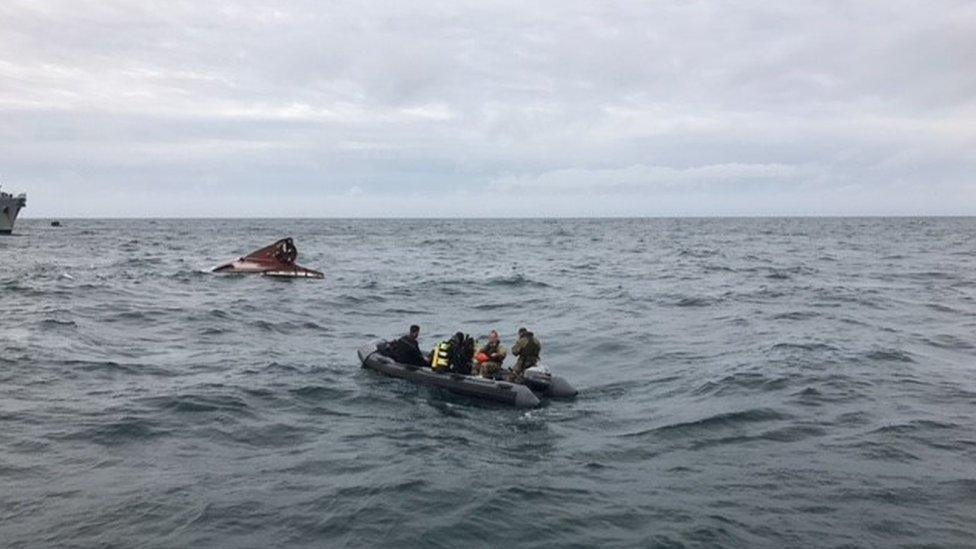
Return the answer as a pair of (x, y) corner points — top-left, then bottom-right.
(1, 1), (975, 217)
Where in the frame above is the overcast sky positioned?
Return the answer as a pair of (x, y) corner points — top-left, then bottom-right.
(2, 1), (974, 217)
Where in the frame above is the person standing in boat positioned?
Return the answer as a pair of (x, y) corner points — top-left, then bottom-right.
(510, 327), (541, 381)
(474, 330), (508, 379)
(389, 325), (428, 367)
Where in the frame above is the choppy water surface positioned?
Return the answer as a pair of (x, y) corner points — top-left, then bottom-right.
(2, 218), (975, 548)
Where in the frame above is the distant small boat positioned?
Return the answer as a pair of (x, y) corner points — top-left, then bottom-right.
(51, 221), (61, 227)
(211, 237), (324, 279)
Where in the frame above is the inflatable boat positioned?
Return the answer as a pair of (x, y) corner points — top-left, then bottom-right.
(357, 341), (577, 408)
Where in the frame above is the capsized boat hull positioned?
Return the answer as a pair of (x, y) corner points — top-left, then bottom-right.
(211, 237), (323, 279)
(357, 341), (577, 407)
(211, 259), (324, 278)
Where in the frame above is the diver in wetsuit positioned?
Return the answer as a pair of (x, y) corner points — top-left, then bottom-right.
(450, 333), (475, 375)
(388, 325), (428, 367)
(431, 332), (475, 374)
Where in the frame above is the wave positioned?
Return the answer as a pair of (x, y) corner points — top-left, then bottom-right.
(871, 419), (959, 435)
(922, 335), (974, 350)
(337, 293), (388, 304)
(65, 416), (171, 446)
(383, 307), (429, 315)
(694, 372), (792, 397)
(208, 422), (308, 448)
(689, 424), (826, 449)
(759, 424), (826, 442)
(845, 440), (921, 462)
(142, 393), (252, 414)
(60, 359), (176, 377)
(767, 342), (839, 353)
(766, 265), (815, 280)
(289, 385), (350, 400)
(200, 308), (231, 320)
(927, 303), (962, 314)
(38, 318), (77, 328)
(486, 273), (551, 288)
(771, 311), (819, 321)
(673, 296), (717, 307)
(417, 237), (457, 246)
(863, 348), (914, 363)
(620, 408), (789, 438)
(894, 270), (956, 281)
(104, 309), (173, 323)
(471, 302), (520, 310)
(308, 405), (353, 417)
(250, 319), (330, 334)
(590, 340), (633, 354)
(261, 361), (301, 372)
(677, 247), (720, 258)
(938, 478), (976, 504)
(583, 380), (633, 399)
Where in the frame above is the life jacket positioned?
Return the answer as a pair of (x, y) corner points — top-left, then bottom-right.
(431, 341), (452, 372)
(481, 341), (499, 358)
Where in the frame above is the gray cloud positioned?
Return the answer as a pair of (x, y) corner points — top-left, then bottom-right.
(1, 0), (974, 216)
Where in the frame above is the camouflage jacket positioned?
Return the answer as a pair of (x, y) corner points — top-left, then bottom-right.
(511, 335), (541, 368)
(477, 341), (508, 364)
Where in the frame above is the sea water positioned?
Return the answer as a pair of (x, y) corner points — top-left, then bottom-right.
(2, 218), (975, 547)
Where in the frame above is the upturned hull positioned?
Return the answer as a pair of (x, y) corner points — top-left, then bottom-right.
(211, 237), (324, 279)
(211, 258), (324, 278)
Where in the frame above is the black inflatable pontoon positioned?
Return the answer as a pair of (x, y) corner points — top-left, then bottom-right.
(357, 341), (577, 408)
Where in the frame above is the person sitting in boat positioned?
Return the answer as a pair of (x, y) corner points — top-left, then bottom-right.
(388, 325), (428, 367)
(450, 333), (475, 375)
(510, 327), (541, 382)
(430, 332), (471, 373)
(473, 330), (508, 379)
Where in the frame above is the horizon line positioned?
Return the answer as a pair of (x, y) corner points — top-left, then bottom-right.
(16, 214), (976, 220)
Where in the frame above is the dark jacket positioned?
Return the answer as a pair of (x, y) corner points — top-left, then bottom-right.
(389, 334), (428, 367)
(450, 335), (475, 375)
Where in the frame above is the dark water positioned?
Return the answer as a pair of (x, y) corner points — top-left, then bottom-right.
(2, 218), (975, 548)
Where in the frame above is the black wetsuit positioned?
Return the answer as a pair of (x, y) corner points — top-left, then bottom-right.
(389, 335), (427, 367)
(450, 335), (475, 375)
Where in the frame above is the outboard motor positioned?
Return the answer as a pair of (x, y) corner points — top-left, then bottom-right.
(522, 365), (553, 393)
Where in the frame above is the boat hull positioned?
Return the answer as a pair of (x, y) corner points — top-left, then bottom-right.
(0, 193), (26, 234)
(211, 259), (324, 278)
(210, 238), (324, 278)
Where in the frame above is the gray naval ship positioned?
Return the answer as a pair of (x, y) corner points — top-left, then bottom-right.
(0, 185), (27, 234)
